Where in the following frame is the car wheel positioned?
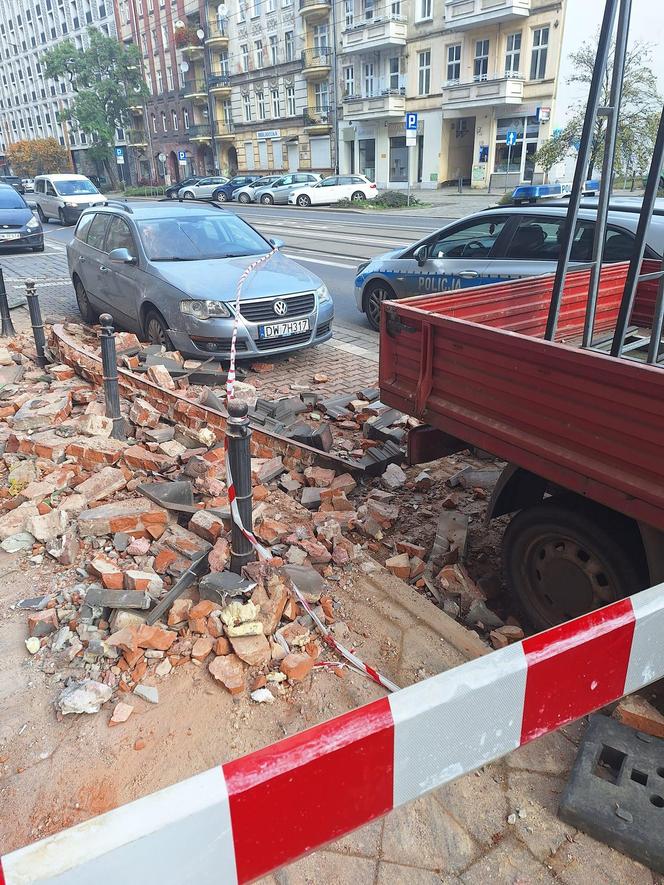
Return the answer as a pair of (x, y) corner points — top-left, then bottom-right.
(167, 191), (175, 199)
(183, 191), (194, 200)
(260, 194), (274, 205)
(58, 208), (70, 225)
(74, 277), (97, 324)
(364, 280), (395, 331)
(351, 191), (365, 202)
(36, 205), (47, 223)
(238, 193), (251, 204)
(296, 194), (311, 208)
(32, 244), (45, 253)
(503, 497), (645, 632)
(216, 191), (228, 202)
(144, 309), (172, 348)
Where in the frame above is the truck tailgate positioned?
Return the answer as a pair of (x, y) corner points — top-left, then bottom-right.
(379, 262), (664, 531)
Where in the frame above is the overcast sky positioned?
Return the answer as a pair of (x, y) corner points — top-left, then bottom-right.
(555, 0), (664, 124)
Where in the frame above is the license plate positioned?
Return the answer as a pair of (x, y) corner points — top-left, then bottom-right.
(258, 318), (310, 339)
(0, 233), (20, 240)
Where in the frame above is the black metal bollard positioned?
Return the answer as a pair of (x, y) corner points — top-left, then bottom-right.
(227, 399), (255, 574)
(25, 279), (46, 367)
(99, 313), (125, 441)
(0, 268), (16, 337)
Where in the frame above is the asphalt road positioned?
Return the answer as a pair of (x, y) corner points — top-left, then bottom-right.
(39, 203), (452, 332)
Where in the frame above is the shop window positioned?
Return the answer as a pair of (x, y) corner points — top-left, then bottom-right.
(389, 136), (407, 182)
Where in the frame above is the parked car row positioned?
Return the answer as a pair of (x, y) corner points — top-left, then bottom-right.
(165, 172), (378, 207)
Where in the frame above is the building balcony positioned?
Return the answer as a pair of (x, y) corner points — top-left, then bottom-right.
(301, 47), (332, 80)
(304, 106), (332, 131)
(208, 73), (231, 97)
(343, 88), (406, 120)
(341, 13), (407, 53)
(214, 122), (236, 141)
(182, 77), (208, 103)
(442, 72), (524, 108)
(127, 128), (148, 147)
(444, 0), (531, 31)
(180, 41), (204, 58)
(188, 123), (212, 142)
(205, 17), (229, 47)
(128, 103), (144, 114)
(299, 0), (331, 21)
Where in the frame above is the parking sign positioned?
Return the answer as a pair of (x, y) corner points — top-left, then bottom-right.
(115, 147), (124, 165)
(177, 150), (187, 164)
(405, 112), (418, 131)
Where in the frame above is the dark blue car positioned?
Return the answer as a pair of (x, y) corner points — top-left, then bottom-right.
(212, 175), (262, 203)
(0, 184), (43, 252)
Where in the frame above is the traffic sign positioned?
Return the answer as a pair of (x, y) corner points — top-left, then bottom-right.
(115, 147), (124, 165)
(505, 130), (518, 146)
(177, 150), (187, 162)
(405, 112), (418, 131)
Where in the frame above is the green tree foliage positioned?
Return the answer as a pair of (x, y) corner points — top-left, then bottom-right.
(535, 38), (662, 180)
(42, 29), (147, 183)
(6, 138), (72, 176)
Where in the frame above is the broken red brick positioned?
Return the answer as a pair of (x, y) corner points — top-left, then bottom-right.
(214, 636), (232, 656)
(88, 554), (124, 590)
(396, 541), (427, 559)
(188, 509), (225, 543)
(146, 364), (176, 390)
(191, 637), (214, 662)
(76, 466), (127, 504)
(208, 653), (246, 695)
(123, 445), (174, 474)
(280, 652), (315, 682)
(78, 499), (169, 537)
(385, 552), (411, 580)
(229, 633), (271, 667)
(136, 624), (176, 652)
(208, 536), (230, 572)
(256, 518), (289, 545)
(167, 599), (192, 626)
(27, 609), (58, 637)
(129, 398), (161, 429)
(125, 570), (163, 594)
(304, 466), (336, 488)
(614, 696), (664, 739)
(154, 548), (178, 573)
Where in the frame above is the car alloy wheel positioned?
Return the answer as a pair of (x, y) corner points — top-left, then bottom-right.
(217, 191), (228, 202)
(183, 191), (194, 200)
(74, 277), (96, 324)
(365, 281), (395, 331)
(351, 191), (365, 202)
(238, 193), (251, 204)
(261, 194), (274, 205)
(145, 310), (171, 348)
(297, 194), (311, 207)
(58, 208), (67, 225)
(36, 205), (47, 223)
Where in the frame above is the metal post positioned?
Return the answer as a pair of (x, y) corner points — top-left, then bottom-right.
(99, 313), (126, 441)
(582, 0), (632, 347)
(545, 0), (619, 341)
(25, 279), (46, 368)
(505, 143), (512, 193)
(331, 0), (340, 175)
(227, 399), (255, 574)
(0, 268), (16, 337)
(611, 105), (664, 357)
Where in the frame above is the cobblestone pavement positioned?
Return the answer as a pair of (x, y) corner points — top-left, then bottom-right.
(0, 248), (379, 379)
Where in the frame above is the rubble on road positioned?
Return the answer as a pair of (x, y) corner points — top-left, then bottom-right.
(0, 323), (521, 727)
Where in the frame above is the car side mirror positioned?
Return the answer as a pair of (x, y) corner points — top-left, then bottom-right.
(268, 237), (285, 250)
(108, 247), (137, 265)
(414, 244), (428, 267)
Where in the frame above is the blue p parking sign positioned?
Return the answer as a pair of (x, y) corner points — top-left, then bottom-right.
(405, 112), (418, 131)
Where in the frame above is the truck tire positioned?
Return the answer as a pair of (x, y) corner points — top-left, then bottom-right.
(503, 497), (644, 632)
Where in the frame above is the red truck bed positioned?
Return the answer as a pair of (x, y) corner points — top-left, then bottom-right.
(378, 261), (664, 532)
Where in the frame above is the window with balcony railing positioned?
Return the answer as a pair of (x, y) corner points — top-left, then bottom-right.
(474, 39), (489, 81)
(505, 32), (521, 75)
(447, 43), (461, 83)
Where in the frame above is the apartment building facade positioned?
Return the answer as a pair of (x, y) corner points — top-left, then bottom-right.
(0, 0), (117, 176)
(337, 0), (566, 189)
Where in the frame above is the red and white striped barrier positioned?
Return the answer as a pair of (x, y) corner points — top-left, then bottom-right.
(2, 584), (664, 884)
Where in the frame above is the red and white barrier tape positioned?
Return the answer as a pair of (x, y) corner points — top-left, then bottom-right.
(3, 584), (664, 884)
(226, 250), (276, 400)
(223, 437), (400, 693)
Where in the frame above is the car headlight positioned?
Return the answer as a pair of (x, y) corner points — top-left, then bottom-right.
(64, 202), (78, 208)
(315, 284), (331, 304)
(180, 299), (231, 319)
(26, 217), (40, 230)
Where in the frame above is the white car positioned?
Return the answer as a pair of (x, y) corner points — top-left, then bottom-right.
(22, 178), (35, 192)
(179, 176), (229, 200)
(233, 174), (282, 204)
(288, 174), (377, 208)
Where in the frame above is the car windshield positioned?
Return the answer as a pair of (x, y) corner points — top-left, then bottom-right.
(137, 214), (271, 261)
(0, 190), (26, 209)
(55, 180), (99, 196)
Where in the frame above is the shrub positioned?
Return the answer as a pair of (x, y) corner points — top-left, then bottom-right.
(335, 190), (424, 209)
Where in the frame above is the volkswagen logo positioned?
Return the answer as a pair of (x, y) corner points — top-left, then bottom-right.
(273, 300), (288, 317)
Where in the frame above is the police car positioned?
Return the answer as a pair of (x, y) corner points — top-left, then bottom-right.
(354, 201), (664, 330)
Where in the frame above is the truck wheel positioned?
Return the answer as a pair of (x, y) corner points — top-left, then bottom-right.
(503, 498), (644, 632)
(364, 280), (395, 331)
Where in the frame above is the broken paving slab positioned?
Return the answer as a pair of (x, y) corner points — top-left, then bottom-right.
(12, 390), (72, 431)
